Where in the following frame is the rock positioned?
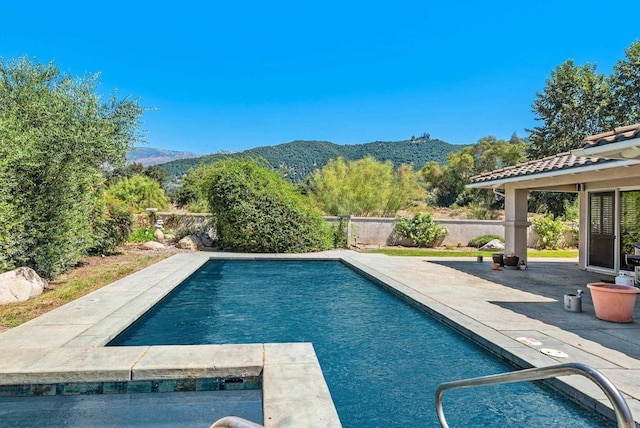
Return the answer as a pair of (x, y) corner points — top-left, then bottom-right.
(197, 233), (214, 248)
(176, 234), (215, 250)
(154, 229), (165, 240)
(479, 239), (505, 251)
(177, 236), (198, 250)
(0, 267), (46, 305)
(141, 241), (166, 250)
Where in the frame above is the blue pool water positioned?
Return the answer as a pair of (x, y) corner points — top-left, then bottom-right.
(110, 260), (613, 427)
(0, 390), (262, 428)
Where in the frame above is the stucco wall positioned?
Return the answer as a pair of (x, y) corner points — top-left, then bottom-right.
(328, 216), (575, 248)
(148, 213), (575, 249)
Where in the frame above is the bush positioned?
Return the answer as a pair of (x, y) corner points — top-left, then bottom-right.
(105, 175), (170, 213)
(127, 227), (156, 243)
(395, 213), (447, 247)
(468, 235), (504, 248)
(89, 201), (133, 255)
(532, 214), (566, 249)
(198, 158), (332, 253)
(306, 156), (425, 216)
(328, 218), (348, 248)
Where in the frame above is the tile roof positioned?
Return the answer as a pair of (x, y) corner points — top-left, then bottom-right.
(470, 123), (640, 186)
(469, 153), (617, 184)
(579, 124), (640, 149)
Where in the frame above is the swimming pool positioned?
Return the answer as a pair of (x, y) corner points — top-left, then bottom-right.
(110, 260), (614, 427)
(1, 389), (262, 427)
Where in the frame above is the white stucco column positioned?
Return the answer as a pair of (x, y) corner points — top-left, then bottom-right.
(578, 189), (588, 270)
(503, 186), (529, 264)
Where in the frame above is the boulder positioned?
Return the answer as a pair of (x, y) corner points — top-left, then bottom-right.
(176, 234), (215, 250)
(154, 229), (165, 240)
(479, 239), (505, 251)
(0, 267), (46, 305)
(141, 241), (166, 250)
(177, 236), (198, 250)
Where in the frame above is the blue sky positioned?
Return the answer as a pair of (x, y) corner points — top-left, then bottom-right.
(2, 1), (639, 154)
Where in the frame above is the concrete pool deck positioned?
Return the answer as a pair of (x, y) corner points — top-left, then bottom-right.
(0, 250), (639, 426)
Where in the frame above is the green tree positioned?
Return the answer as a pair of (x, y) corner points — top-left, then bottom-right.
(610, 40), (640, 126)
(106, 162), (144, 186)
(306, 156), (425, 216)
(198, 158), (331, 253)
(143, 165), (168, 187)
(170, 167), (210, 212)
(0, 57), (142, 278)
(421, 136), (525, 209)
(105, 175), (170, 213)
(527, 60), (612, 159)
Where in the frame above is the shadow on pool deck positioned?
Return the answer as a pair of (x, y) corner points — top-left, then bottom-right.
(429, 259), (640, 361)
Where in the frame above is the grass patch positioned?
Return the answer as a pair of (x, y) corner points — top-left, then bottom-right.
(365, 248), (579, 258)
(0, 252), (171, 331)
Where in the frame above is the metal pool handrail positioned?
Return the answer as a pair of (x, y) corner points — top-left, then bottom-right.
(435, 362), (635, 428)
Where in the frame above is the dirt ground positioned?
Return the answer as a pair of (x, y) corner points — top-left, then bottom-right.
(46, 247), (173, 290)
(0, 246), (178, 333)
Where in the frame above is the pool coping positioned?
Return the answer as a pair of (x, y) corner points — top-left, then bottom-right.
(0, 250), (638, 427)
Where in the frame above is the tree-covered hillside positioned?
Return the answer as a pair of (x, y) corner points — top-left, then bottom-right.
(160, 137), (466, 186)
(126, 147), (199, 166)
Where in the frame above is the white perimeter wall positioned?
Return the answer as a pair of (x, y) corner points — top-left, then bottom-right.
(325, 217), (575, 248)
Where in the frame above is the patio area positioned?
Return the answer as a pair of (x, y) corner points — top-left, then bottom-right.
(0, 250), (639, 426)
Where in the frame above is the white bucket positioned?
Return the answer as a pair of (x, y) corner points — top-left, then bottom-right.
(615, 273), (635, 286)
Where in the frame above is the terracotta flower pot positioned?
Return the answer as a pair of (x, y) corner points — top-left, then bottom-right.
(587, 282), (640, 323)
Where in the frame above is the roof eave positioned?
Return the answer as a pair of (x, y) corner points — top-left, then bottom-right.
(467, 159), (640, 189)
(572, 136), (640, 159)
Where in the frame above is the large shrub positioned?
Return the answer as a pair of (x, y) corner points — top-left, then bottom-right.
(105, 175), (170, 213)
(0, 57), (142, 278)
(395, 213), (447, 247)
(306, 156), (425, 216)
(532, 214), (566, 249)
(198, 159), (332, 252)
(89, 201), (133, 255)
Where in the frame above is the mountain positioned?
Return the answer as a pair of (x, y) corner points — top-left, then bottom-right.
(159, 137), (467, 185)
(126, 147), (200, 167)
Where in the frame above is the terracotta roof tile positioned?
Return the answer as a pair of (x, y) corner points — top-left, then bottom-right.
(580, 124), (640, 148)
(469, 153), (616, 184)
(470, 124), (640, 185)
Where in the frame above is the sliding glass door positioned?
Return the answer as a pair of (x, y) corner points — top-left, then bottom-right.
(619, 190), (640, 270)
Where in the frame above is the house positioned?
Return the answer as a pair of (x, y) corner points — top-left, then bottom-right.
(468, 124), (640, 275)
